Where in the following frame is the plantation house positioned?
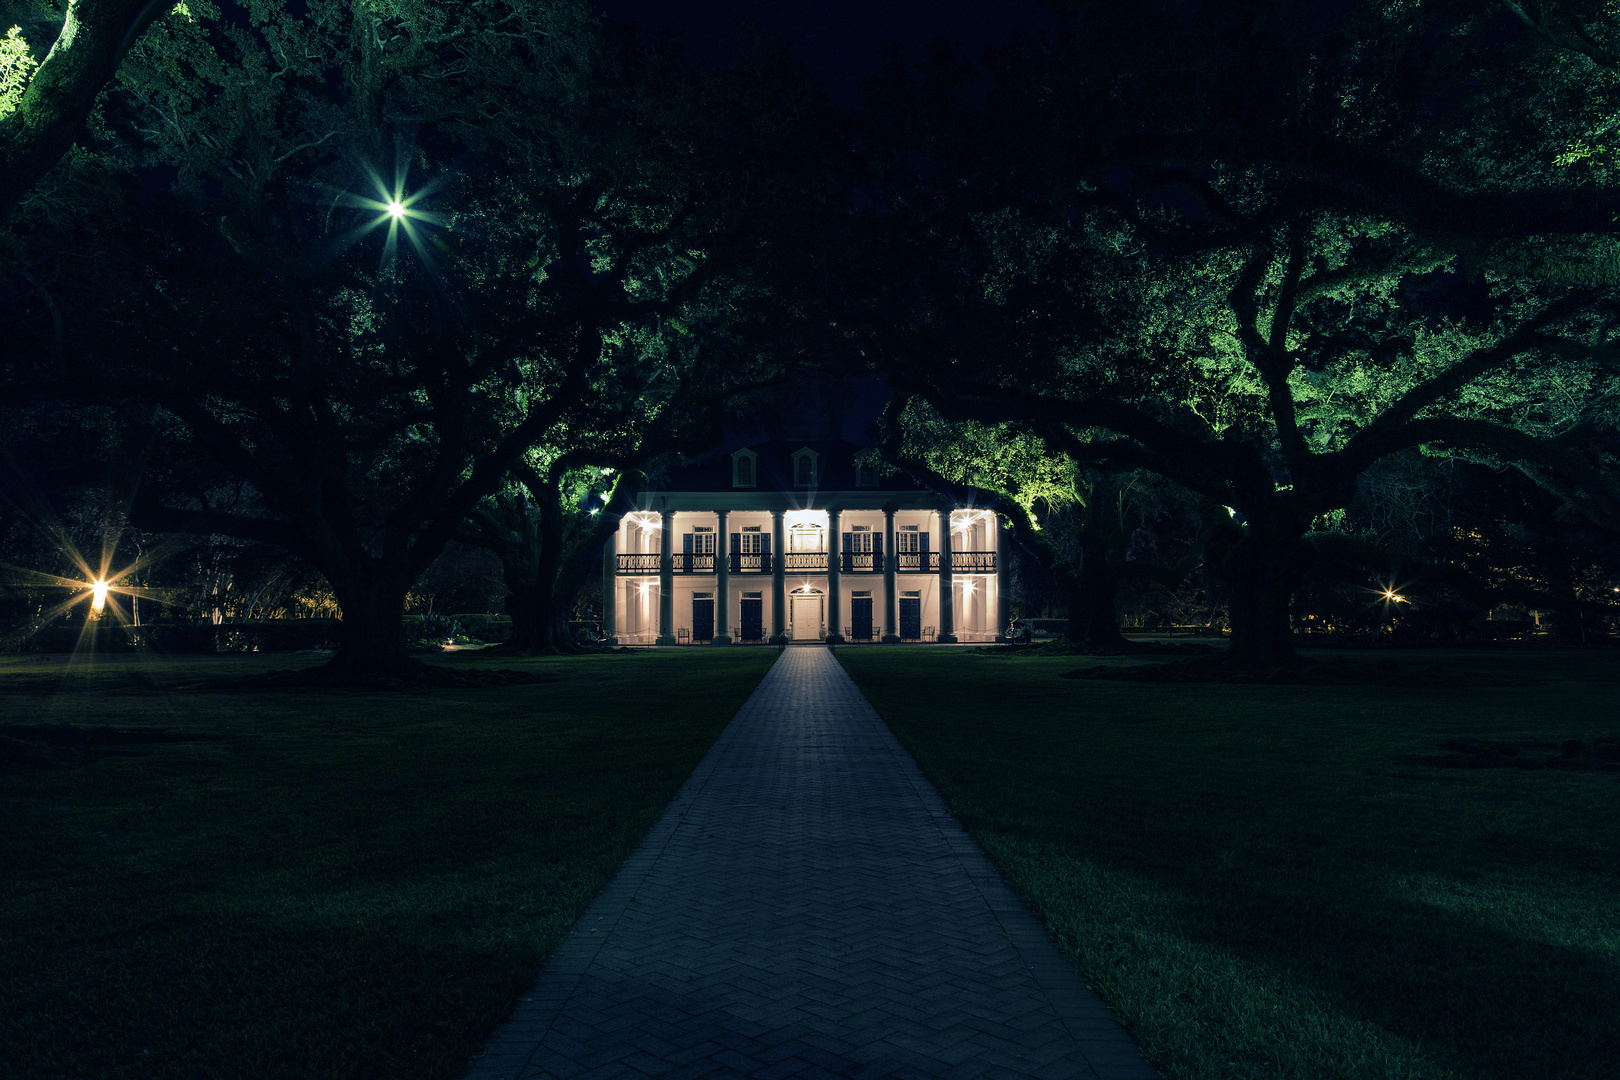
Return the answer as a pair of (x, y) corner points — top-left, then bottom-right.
(602, 441), (1008, 644)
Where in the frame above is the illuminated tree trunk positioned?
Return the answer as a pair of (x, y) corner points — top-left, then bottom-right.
(0, 0), (168, 216)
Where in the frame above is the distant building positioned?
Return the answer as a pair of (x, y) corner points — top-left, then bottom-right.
(602, 441), (1007, 644)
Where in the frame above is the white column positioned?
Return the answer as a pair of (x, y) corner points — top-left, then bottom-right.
(997, 515), (1011, 641)
(936, 505), (957, 643)
(713, 509), (732, 645)
(601, 526), (618, 644)
(882, 507), (899, 643)
(771, 509), (787, 644)
(825, 507), (843, 643)
(657, 509), (677, 645)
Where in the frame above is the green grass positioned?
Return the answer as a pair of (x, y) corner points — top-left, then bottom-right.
(834, 645), (1620, 1080)
(0, 647), (778, 1080)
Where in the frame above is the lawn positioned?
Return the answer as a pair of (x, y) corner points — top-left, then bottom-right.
(0, 646), (778, 1080)
(834, 645), (1620, 1080)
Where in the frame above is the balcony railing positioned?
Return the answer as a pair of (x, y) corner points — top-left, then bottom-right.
(617, 550), (998, 575)
(951, 550), (997, 572)
(895, 551), (997, 573)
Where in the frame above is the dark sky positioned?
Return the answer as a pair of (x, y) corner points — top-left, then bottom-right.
(594, 0), (1054, 106)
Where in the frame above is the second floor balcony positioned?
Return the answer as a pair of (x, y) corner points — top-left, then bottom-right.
(618, 550), (997, 575)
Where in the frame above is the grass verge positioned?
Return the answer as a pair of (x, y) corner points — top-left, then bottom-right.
(834, 645), (1620, 1080)
(0, 647), (778, 1080)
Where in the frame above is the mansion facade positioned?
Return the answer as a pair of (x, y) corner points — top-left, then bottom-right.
(601, 440), (1009, 645)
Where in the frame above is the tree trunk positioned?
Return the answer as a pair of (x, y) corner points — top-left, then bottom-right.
(0, 0), (168, 217)
(324, 562), (418, 676)
(1215, 511), (1311, 667)
(501, 564), (570, 653)
(493, 487), (576, 654)
(1064, 530), (1129, 649)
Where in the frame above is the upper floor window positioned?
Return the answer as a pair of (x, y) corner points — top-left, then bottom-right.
(796, 453), (815, 486)
(855, 461), (877, 488)
(732, 449), (756, 488)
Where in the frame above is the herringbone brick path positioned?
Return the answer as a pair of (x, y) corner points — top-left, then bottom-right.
(465, 645), (1158, 1080)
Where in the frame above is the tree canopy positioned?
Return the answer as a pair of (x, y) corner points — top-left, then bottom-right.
(6, 0), (839, 676)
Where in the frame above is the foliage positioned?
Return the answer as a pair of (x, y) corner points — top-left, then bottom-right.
(4, 0), (828, 676)
(0, 24), (35, 119)
(856, 2), (1620, 664)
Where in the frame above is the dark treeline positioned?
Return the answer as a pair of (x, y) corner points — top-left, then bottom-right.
(3, 0), (1619, 677)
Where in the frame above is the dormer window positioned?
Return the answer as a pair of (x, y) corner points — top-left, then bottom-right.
(731, 448), (757, 488)
(793, 447), (819, 487)
(855, 460), (877, 488)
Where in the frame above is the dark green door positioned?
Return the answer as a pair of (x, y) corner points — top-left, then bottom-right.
(851, 596), (873, 641)
(899, 596), (921, 640)
(739, 596), (763, 641)
(692, 597), (714, 641)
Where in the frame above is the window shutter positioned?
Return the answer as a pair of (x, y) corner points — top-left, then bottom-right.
(730, 532), (741, 552)
(873, 533), (882, 555)
(919, 532), (930, 554)
(683, 533), (693, 553)
(842, 532), (853, 571)
(761, 533), (770, 554)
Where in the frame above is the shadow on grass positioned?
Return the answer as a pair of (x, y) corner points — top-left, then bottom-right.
(0, 647), (780, 1080)
(837, 645), (1620, 1080)
(1093, 820), (1620, 1078)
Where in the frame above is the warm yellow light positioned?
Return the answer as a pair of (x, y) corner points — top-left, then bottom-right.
(91, 580), (109, 611)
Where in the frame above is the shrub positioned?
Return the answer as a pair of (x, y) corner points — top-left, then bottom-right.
(449, 614), (511, 643)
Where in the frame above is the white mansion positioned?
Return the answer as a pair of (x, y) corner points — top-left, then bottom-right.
(601, 440), (1009, 645)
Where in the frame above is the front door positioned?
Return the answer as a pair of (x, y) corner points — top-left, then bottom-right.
(899, 595), (921, 640)
(851, 596), (873, 641)
(692, 595), (714, 642)
(739, 595), (763, 642)
(791, 593), (822, 640)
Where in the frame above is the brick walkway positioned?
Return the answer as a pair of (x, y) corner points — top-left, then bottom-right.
(466, 645), (1158, 1080)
